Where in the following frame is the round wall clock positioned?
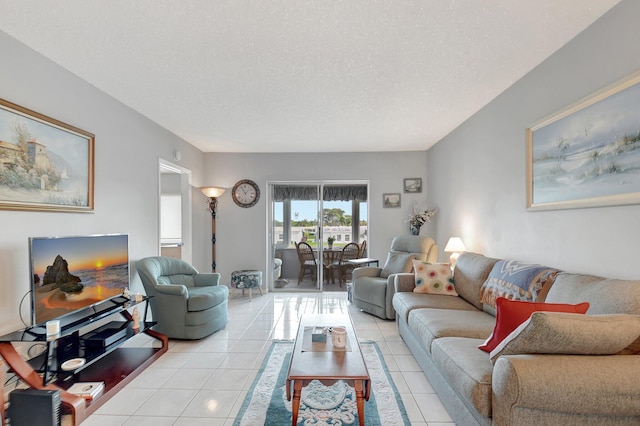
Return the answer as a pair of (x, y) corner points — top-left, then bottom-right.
(232, 179), (260, 208)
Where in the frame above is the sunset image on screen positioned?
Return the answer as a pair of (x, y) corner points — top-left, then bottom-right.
(30, 234), (129, 324)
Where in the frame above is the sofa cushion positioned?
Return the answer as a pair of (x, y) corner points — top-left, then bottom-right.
(453, 253), (500, 310)
(380, 252), (415, 278)
(187, 286), (228, 312)
(479, 298), (590, 353)
(408, 308), (495, 355)
(431, 337), (494, 417)
(479, 260), (560, 309)
(412, 260), (457, 296)
(546, 272), (640, 315)
(490, 312), (640, 364)
(393, 292), (478, 323)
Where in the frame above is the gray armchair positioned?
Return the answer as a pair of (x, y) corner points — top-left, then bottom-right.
(352, 235), (437, 319)
(137, 256), (229, 339)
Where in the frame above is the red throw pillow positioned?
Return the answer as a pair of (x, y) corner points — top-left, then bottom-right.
(479, 297), (590, 352)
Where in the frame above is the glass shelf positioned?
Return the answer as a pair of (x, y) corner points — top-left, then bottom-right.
(0, 295), (151, 343)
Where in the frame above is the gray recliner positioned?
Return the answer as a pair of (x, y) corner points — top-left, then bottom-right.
(352, 235), (438, 319)
(137, 256), (229, 339)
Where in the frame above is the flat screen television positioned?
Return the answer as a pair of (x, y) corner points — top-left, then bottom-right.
(29, 234), (130, 327)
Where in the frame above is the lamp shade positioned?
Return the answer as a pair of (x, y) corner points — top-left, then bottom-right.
(444, 237), (466, 253)
(200, 186), (225, 198)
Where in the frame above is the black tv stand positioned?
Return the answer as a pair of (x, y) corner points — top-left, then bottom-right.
(0, 295), (168, 426)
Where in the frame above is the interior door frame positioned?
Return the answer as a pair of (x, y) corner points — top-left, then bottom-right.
(158, 159), (192, 263)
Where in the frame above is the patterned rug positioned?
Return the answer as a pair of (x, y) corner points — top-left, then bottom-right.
(233, 340), (410, 425)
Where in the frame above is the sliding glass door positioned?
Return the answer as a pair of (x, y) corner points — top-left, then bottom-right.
(269, 181), (368, 292)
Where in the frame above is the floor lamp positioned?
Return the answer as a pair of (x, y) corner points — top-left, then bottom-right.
(200, 186), (225, 272)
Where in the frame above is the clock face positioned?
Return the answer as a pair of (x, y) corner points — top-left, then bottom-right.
(232, 179), (260, 208)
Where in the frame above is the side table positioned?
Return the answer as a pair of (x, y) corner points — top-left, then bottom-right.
(347, 258), (379, 267)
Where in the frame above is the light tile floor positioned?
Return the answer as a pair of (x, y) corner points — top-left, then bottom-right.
(82, 292), (455, 425)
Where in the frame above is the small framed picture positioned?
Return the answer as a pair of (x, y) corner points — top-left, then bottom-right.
(403, 178), (422, 193)
(383, 193), (401, 208)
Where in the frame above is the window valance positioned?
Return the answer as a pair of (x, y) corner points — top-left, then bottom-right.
(273, 185), (367, 202)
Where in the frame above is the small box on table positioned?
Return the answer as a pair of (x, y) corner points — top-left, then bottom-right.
(311, 326), (327, 343)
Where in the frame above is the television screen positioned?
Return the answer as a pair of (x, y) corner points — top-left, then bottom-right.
(29, 234), (129, 326)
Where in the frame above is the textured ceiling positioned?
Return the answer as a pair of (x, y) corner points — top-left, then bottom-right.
(0, 1), (620, 153)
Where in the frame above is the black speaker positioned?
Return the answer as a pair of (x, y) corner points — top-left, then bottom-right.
(55, 331), (80, 362)
(8, 389), (61, 426)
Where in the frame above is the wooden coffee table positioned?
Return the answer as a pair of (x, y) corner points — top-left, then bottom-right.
(286, 314), (370, 426)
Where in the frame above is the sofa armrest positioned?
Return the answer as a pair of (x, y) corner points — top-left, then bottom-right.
(352, 266), (382, 280)
(394, 273), (415, 293)
(154, 283), (187, 296)
(194, 272), (221, 287)
(492, 354), (640, 424)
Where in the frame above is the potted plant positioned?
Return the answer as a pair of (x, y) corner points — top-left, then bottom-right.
(327, 235), (336, 249)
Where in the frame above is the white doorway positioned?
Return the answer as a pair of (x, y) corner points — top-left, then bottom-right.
(159, 159), (192, 263)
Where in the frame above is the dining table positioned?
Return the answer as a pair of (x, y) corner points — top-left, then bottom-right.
(321, 247), (342, 284)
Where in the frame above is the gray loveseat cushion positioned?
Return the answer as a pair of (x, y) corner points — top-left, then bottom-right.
(546, 273), (640, 314)
(393, 292), (478, 324)
(380, 252), (415, 278)
(408, 308), (495, 354)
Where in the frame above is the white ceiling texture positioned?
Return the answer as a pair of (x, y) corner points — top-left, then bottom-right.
(0, 1), (620, 153)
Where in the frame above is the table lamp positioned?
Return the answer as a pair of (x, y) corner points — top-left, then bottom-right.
(444, 237), (466, 269)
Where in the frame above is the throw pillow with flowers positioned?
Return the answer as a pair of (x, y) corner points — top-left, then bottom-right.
(412, 260), (458, 296)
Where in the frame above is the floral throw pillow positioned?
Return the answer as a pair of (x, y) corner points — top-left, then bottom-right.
(412, 260), (457, 296)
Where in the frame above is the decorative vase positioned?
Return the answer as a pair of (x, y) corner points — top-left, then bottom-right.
(328, 242), (333, 250)
(410, 223), (421, 235)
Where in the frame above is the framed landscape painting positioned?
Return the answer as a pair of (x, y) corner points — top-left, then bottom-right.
(383, 193), (400, 208)
(527, 71), (640, 211)
(0, 98), (94, 212)
(403, 178), (422, 193)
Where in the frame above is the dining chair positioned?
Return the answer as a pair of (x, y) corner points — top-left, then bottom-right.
(333, 242), (360, 286)
(295, 242), (317, 284)
(358, 240), (367, 257)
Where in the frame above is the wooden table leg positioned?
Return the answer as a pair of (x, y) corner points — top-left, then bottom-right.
(291, 380), (302, 425)
(0, 342), (86, 426)
(354, 380), (366, 426)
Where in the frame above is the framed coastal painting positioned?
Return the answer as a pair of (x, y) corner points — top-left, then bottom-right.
(383, 193), (400, 208)
(527, 71), (640, 211)
(0, 98), (94, 212)
(403, 177), (422, 193)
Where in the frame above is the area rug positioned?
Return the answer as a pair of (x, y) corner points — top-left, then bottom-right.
(233, 340), (410, 425)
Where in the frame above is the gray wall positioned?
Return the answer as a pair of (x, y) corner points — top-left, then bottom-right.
(427, 0), (640, 279)
(0, 31), (207, 335)
(202, 151), (430, 286)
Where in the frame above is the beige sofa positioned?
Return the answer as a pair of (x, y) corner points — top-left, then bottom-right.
(392, 252), (640, 425)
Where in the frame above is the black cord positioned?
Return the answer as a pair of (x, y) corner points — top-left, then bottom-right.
(27, 343), (46, 358)
(18, 289), (31, 327)
(4, 373), (19, 387)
